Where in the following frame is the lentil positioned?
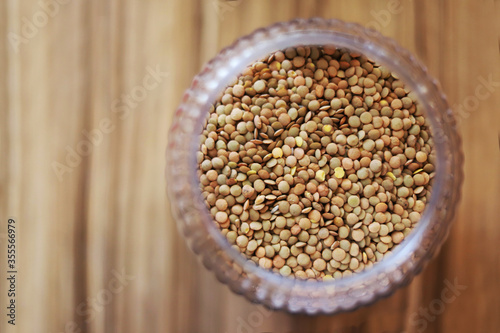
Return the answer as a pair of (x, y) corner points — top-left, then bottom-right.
(199, 46), (435, 281)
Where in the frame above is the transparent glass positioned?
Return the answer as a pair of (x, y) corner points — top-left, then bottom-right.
(166, 18), (463, 314)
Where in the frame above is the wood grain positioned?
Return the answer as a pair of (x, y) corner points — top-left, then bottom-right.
(1, 0), (499, 332)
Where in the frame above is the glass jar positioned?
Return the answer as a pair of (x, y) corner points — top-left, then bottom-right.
(166, 18), (463, 314)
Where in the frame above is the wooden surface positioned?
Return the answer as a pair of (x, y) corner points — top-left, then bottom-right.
(1, 0), (499, 332)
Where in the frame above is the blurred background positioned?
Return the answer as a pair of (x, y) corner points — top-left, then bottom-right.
(1, 0), (499, 332)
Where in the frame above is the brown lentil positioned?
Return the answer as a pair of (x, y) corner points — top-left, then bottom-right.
(198, 45), (435, 281)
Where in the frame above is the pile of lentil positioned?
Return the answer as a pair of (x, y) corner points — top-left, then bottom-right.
(197, 45), (435, 281)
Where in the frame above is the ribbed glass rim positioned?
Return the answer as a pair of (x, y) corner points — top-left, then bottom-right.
(168, 18), (457, 298)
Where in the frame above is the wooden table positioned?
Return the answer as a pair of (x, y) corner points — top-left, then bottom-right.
(1, 0), (499, 332)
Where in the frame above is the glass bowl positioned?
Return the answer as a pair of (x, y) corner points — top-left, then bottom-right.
(166, 18), (463, 314)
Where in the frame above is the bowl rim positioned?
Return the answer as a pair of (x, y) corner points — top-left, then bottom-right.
(167, 17), (461, 303)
